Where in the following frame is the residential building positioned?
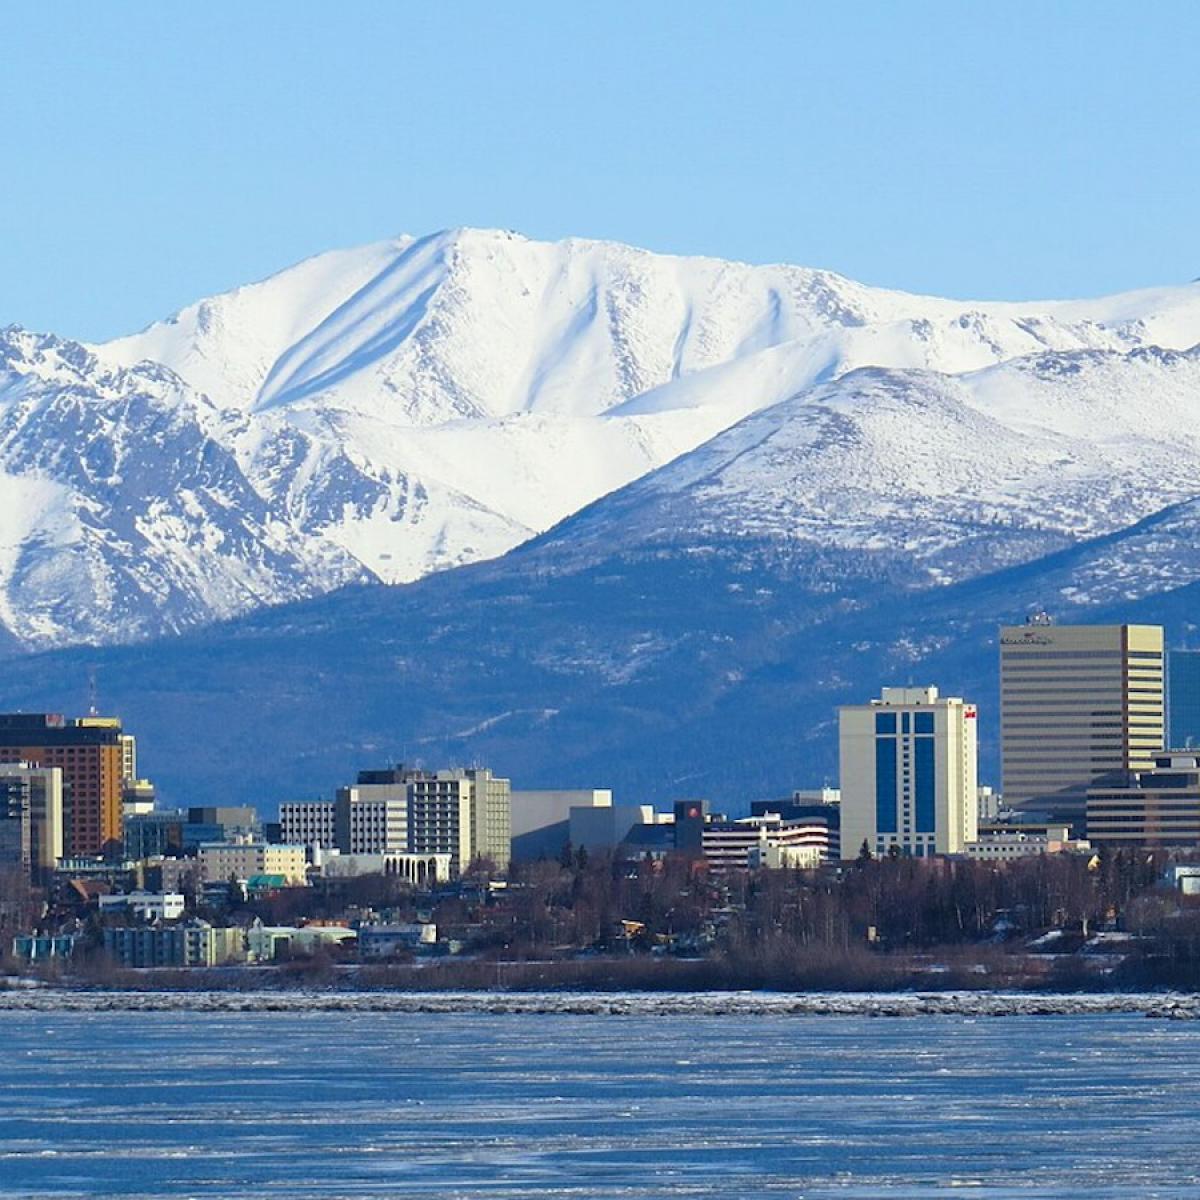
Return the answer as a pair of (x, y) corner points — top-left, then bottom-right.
(198, 840), (307, 885)
(1086, 754), (1200, 847)
(1166, 865), (1200, 895)
(839, 686), (978, 860)
(1168, 649), (1200, 751)
(0, 713), (126, 857)
(11, 933), (79, 961)
(357, 922), (437, 959)
(152, 856), (200, 895)
(279, 800), (337, 850)
(103, 921), (245, 968)
(246, 920), (357, 962)
(1000, 621), (1164, 829)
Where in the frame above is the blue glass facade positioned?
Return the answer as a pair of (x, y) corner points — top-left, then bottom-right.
(1168, 650), (1200, 750)
(872, 707), (940, 850)
(914, 736), (936, 832)
(875, 734), (897, 832)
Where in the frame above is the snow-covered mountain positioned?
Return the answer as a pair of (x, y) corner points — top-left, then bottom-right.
(12, 346), (1200, 807)
(3, 226), (1200, 649)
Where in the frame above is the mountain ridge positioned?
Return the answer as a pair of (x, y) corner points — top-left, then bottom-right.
(1, 227), (1200, 652)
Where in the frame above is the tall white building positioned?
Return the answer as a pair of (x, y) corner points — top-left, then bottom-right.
(839, 686), (978, 860)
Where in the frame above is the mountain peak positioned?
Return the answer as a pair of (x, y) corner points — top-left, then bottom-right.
(0, 229), (1199, 651)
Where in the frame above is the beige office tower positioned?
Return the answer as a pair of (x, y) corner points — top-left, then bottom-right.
(404, 767), (512, 873)
(1000, 622), (1164, 829)
(466, 768), (511, 873)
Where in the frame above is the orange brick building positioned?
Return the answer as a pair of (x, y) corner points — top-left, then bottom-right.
(0, 714), (125, 858)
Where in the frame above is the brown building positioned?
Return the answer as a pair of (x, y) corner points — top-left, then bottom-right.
(1087, 754), (1200, 847)
(0, 714), (125, 858)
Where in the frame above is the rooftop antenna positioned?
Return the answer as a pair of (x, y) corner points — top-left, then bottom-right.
(87, 667), (99, 717)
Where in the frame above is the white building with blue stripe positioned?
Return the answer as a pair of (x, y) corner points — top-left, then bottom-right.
(838, 686), (978, 860)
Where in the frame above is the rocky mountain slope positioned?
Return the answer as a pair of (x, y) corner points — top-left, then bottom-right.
(6, 341), (1200, 808)
(3, 228), (1200, 648)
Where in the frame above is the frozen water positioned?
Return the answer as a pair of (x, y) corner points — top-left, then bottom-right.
(0, 997), (1196, 1197)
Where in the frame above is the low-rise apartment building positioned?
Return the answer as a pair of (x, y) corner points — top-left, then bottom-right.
(199, 840), (307, 885)
(103, 921), (246, 968)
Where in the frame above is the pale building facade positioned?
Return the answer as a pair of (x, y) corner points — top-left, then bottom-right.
(839, 686), (978, 860)
(1000, 622), (1164, 828)
(335, 782), (408, 855)
(703, 815), (831, 872)
(0, 763), (63, 880)
(199, 840), (307, 885)
(279, 800), (337, 849)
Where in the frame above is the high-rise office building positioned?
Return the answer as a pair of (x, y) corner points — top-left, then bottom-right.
(1000, 622), (1164, 828)
(280, 766), (511, 873)
(279, 800), (337, 850)
(1168, 649), (1200, 750)
(466, 768), (511, 871)
(335, 771), (409, 855)
(0, 763), (63, 882)
(402, 767), (511, 872)
(0, 714), (125, 858)
(839, 686), (978, 859)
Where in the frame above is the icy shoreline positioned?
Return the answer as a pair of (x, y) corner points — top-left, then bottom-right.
(0, 987), (1198, 1017)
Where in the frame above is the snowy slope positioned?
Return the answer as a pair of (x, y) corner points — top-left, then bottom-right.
(545, 344), (1200, 596)
(1, 227), (1199, 650)
(0, 329), (369, 646)
(14, 347), (1200, 806)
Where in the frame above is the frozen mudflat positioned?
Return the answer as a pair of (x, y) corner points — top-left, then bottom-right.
(1, 1003), (1198, 1198)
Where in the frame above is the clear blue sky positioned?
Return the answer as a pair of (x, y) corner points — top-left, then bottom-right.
(3, 1), (1198, 341)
